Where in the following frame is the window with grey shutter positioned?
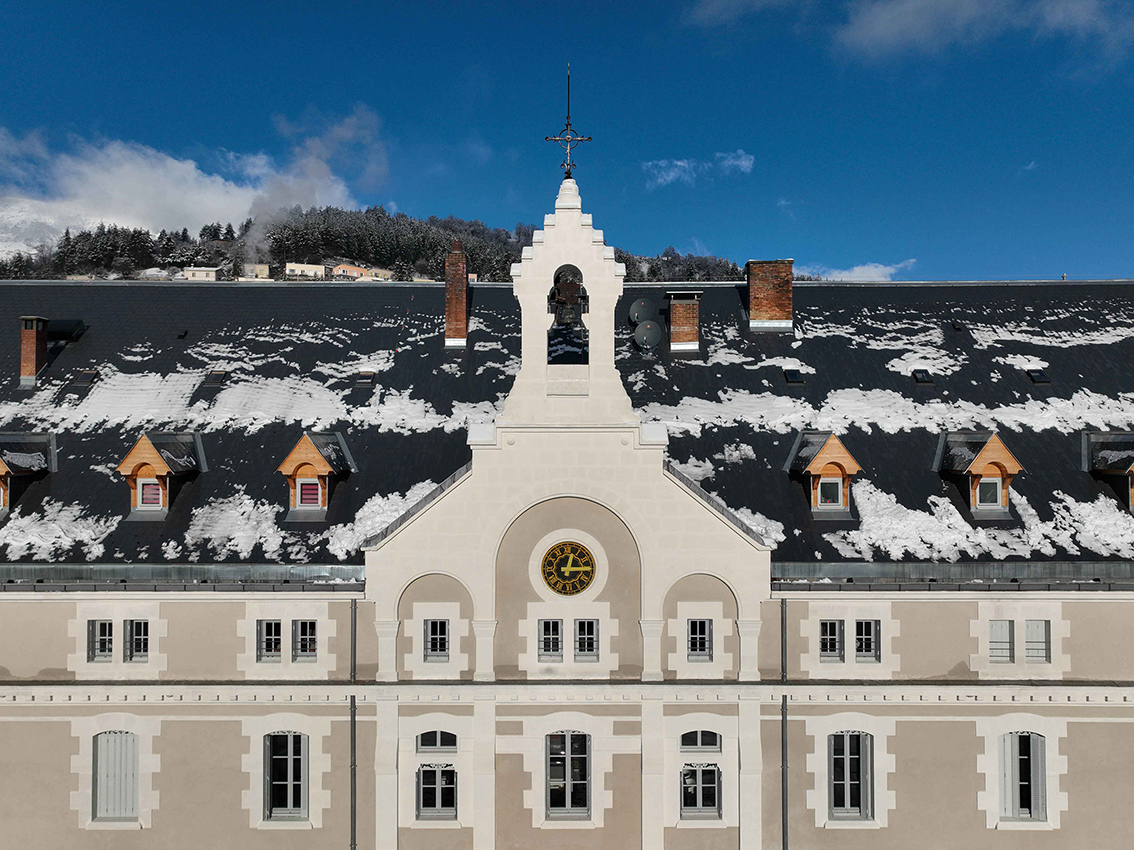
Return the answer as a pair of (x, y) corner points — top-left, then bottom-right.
(417, 766), (457, 819)
(574, 619), (599, 661)
(257, 620), (282, 661)
(538, 619), (563, 661)
(855, 620), (880, 662)
(88, 620), (113, 662)
(423, 619), (449, 661)
(292, 620), (317, 661)
(989, 620), (1014, 663)
(828, 731), (872, 820)
(687, 619), (713, 661)
(680, 765), (722, 818)
(1024, 620), (1050, 663)
(820, 620), (843, 662)
(547, 732), (589, 818)
(125, 620), (148, 662)
(265, 732), (308, 820)
(999, 732), (1046, 821)
(94, 731), (139, 820)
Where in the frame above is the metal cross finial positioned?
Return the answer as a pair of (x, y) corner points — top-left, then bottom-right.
(545, 63), (591, 180)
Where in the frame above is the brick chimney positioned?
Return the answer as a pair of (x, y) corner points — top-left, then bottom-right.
(444, 240), (468, 348)
(745, 259), (793, 332)
(668, 291), (701, 353)
(19, 316), (48, 388)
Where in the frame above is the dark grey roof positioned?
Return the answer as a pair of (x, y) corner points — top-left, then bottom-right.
(936, 432), (993, 473)
(1, 279), (1134, 569)
(783, 431), (832, 473)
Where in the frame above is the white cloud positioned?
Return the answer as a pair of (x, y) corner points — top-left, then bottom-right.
(0, 105), (387, 255)
(685, 0), (795, 26)
(1023, 160), (1039, 170)
(641, 149), (756, 189)
(795, 258), (917, 280)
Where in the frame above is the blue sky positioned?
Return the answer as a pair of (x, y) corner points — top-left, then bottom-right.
(0, 0), (1132, 279)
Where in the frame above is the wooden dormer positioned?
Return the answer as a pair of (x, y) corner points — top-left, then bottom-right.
(0, 432), (57, 516)
(0, 455), (9, 513)
(1082, 431), (1134, 511)
(784, 431), (863, 514)
(116, 433), (206, 516)
(936, 431), (1024, 514)
(277, 432), (357, 521)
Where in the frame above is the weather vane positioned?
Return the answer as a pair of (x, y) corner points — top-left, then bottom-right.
(545, 64), (591, 180)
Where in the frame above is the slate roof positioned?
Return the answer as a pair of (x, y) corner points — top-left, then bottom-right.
(783, 431), (832, 473)
(936, 432), (993, 473)
(1084, 432), (1134, 473)
(1, 278), (1134, 572)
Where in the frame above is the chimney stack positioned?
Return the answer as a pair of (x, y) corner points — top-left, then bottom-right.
(444, 240), (468, 348)
(668, 291), (701, 353)
(745, 259), (793, 332)
(19, 316), (47, 387)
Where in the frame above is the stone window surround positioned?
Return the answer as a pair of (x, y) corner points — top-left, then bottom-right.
(67, 601), (168, 681)
(240, 713), (333, 829)
(398, 712), (475, 829)
(975, 714), (1068, 830)
(402, 601), (470, 680)
(69, 713), (161, 830)
(667, 601), (735, 680)
(799, 600), (900, 680)
(662, 711), (739, 830)
(495, 710), (641, 829)
(969, 601), (1070, 680)
(236, 600), (337, 680)
(803, 713), (897, 829)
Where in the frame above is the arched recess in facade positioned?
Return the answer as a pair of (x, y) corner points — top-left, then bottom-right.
(661, 572), (742, 680)
(547, 263), (589, 365)
(493, 495), (643, 680)
(395, 573), (478, 680)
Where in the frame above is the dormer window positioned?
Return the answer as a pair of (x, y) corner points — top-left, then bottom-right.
(936, 431), (1024, 519)
(0, 432), (58, 518)
(784, 431), (862, 518)
(115, 433), (207, 520)
(1082, 431), (1134, 512)
(277, 432), (357, 522)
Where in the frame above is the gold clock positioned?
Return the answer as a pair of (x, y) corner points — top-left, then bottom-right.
(540, 541), (596, 596)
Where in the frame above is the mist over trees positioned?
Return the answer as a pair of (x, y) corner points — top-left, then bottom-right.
(0, 204), (747, 282)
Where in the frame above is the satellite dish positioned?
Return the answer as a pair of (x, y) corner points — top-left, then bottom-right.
(634, 320), (664, 350)
(629, 298), (655, 324)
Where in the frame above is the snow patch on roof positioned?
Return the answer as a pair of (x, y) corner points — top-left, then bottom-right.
(321, 480), (439, 561)
(183, 490), (286, 561)
(669, 456), (714, 482)
(0, 499), (120, 561)
(730, 504), (786, 548)
(993, 354), (1050, 371)
(744, 357), (817, 374)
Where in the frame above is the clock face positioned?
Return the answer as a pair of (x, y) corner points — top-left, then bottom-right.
(540, 541), (596, 596)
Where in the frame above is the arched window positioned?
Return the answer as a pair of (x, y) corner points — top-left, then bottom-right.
(680, 730), (721, 751)
(547, 265), (589, 365)
(94, 731), (139, 821)
(417, 730), (457, 752)
(828, 731), (873, 820)
(265, 732), (308, 820)
(999, 732), (1046, 821)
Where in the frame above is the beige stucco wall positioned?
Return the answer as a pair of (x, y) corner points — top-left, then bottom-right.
(397, 573), (477, 680)
(0, 600), (75, 680)
(661, 573), (739, 680)
(664, 825), (739, 849)
(495, 496), (642, 680)
(1063, 600), (1134, 679)
(159, 601), (246, 680)
(892, 600), (979, 680)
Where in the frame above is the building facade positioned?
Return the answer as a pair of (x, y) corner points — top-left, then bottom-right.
(2, 178), (1134, 848)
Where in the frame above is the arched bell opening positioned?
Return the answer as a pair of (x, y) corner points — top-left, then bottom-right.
(547, 264), (589, 365)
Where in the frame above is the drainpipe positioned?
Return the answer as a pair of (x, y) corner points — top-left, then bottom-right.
(350, 598), (357, 850)
(780, 597), (789, 850)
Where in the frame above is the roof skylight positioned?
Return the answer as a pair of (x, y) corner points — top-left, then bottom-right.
(783, 368), (805, 385)
(71, 370), (98, 388)
(202, 370), (228, 388)
(913, 369), (934, 385)
(1027, 368), (1051, 384)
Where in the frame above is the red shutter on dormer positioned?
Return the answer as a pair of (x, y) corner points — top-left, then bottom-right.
(299, 482), (321, 506)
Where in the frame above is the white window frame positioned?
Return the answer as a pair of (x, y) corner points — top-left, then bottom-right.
(136, 477), (163, 511)
(1000, 732), (1047, 822)
(679, 730), (722, 752)
(264, 732), (308, 821)
(292, 619), (317, 662)
(828, 731), (873, 821)
(538, 619), (563, 662)
(417, 730), (458, 753)
(817, 477), (844, 509)
(94, 730), (140, 821)
(820, 619), (844, 662)
(1024, 620), (1050, 663)
(295, 477), (323, 510)
(679, 764), (722, 819)
(574, 619), (599, 661)
(416, 765), (457, 820)
(125, 620), (148, 662)
(989, 619), (1014, 663)
(257, 619), (282, 662)
(546, 731), (590, 819)
(687, 618), (713, 661)
(88, 620), (113, 662)
(975, 476), (1003, 510)
(423, 619), (449, 662)
(855, 619), (880, 663)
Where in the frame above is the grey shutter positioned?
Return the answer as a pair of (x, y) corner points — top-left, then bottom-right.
(707, 618), (714, 660)
(862, 733), (873, 819)
(827, 734), (835, 818)
(263, 734), (272, 819)
(595, 619), (600, 659)
(999, 733), (1014, 818)
(87, 620), (95, 662)
(95, 731), (139, 819)
(299, 733), (309, 818)
(1025, 619), (1050, 662)
(1032, 734), (1047, 821)
(873, 620), (881, 661)
(838, 620), (845, 662)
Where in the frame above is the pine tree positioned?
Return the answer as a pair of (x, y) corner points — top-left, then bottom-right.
(223, 222), (236, 241)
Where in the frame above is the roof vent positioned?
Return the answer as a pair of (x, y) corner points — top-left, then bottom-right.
(783, 368), (805, 385)
(71, 370), (98, 388)
(950, 320), (966, 332)
(202, 370), (228, 388)
(177, 329), (189, 340)
(913, 369), (934, 385)
(1026, 368), (1051, 384)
